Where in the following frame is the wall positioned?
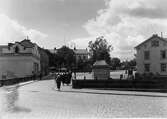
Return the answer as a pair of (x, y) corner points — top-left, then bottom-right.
(93, 68), (110, 80)
(72, 79), (167, 89)
(0, 55), (40, 80)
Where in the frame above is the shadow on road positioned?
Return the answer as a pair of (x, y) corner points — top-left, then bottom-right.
(0, 85), (31, 114)
(12, 106), (31, 113)
(60, 90), (167, 98)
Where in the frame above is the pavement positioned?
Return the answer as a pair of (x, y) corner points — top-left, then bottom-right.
(1, 79), (167, 118)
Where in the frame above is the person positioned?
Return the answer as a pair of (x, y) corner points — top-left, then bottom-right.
(66, 71), (72, 85)
(120, 74), (123, 80)
(128, 68), (133, 80)
(32, 71), (36, 80)
(61, 73), (66, 86)
(56, 74), (62, 91)
(39, 72), (42, 80)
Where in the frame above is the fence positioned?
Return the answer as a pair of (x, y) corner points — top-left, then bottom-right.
(72, 78), (167, 90)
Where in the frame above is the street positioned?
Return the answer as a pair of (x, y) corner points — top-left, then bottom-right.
(1, 79), (167, 118)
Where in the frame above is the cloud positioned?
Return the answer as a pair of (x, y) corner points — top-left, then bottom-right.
(70, 0), (167, 60)
(0, 14), (47, 46)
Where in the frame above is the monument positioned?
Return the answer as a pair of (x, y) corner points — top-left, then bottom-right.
(92, 60), (110, 80)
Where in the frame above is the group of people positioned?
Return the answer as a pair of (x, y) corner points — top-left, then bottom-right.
(54, 72), (72, 91)
(120, 68), (134, 80)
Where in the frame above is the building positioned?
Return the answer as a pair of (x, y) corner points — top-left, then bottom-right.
(135, 34), (167, 76)
(0, 39), (40, 79)
(73, 48), (89, 62)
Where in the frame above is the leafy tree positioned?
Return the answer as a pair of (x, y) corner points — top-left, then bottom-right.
(111, 57), (121, 70)
(128, 58), (136, 67)
(56, 46), (75, 70)
(121, 58), (136, 69)
(88, 36), (113, 64)
(45, 49), (56, 67)
(38, 47), (49, 75)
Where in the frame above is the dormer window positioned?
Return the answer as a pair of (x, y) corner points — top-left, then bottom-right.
(151, 40), (159, 47)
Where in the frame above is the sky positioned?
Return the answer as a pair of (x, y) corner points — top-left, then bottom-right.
(1, 0), (167, 60)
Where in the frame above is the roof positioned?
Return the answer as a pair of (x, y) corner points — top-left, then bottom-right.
(20, 39), (35, 48)
(135, 34), (167, 49)
(48, 49), (56, 54)
(93, 60), (108, 66)
(93, 60), (109, 68)
(73, 49), (89, 54)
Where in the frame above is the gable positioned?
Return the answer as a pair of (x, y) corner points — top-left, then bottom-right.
(135, 34), (167, 49)
(20, 39), (35, 48)
(74, 49), (89, 55)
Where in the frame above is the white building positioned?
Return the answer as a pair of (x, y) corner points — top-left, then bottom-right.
(73, 48), (89, 62)
(0, 39), (40, 79)
(135, 34), (167, 76)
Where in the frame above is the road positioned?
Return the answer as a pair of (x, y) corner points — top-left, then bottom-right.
(1, 79), (167, 118)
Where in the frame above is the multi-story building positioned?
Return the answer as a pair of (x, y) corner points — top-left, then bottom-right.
(0, 39), (40, 79)
(73, 48), (89, 62)
(135, 34), (167, 76)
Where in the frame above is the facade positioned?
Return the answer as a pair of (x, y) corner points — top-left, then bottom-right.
(73, 48), (89, 62)
(0, 39), (40, 80)
(135, 34), (167, 76)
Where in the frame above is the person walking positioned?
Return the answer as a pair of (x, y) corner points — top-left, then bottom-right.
(56, 74), (62, 91)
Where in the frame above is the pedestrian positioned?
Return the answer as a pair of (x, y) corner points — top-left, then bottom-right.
(128, 68), (133, 80)
(32, 71), (36, 80)
(61, 73), (66, 86)
(120, 74), (123, 80)
(39, 72), (42, 80)
(56, 74), (62, 91)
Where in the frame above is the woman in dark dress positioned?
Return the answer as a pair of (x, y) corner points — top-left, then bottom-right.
(56, 74), (62, 91)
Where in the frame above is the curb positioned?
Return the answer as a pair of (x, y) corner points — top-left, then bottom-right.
(92, 88), (167, 93)
(18, 80), (37, 87)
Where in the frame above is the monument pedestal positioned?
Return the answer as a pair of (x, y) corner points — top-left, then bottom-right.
(92, 60), (110, 80)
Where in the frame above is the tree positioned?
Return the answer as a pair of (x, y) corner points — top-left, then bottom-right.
(88, 36), (113, 64)
(44, 49), (56, 67)
(56, 46), (75, 70)
(121, 58), (136, 70)
(128, 58), (136, 67)
(110, 57), (121, 70)
(38, 47), (49, 75)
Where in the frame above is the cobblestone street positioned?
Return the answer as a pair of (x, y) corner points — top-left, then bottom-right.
(1, 79), (167, 119)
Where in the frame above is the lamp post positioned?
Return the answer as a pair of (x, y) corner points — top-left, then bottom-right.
(74, 54), (77, 80)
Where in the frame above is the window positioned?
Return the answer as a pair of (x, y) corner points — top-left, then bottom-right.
(144, 64), (150, 72)
(151, 40), (159, 47)
(144, 51), (150, 60)
(161, 50), (166, 59)
(161, 63), (166, 72)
